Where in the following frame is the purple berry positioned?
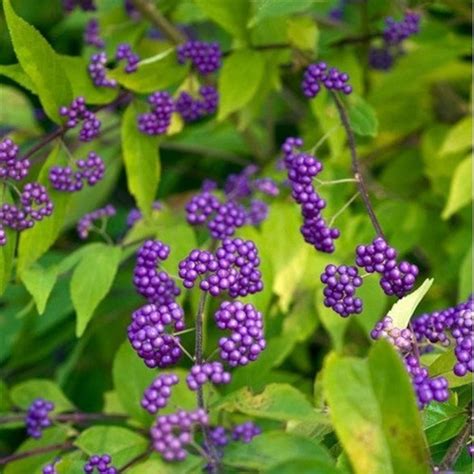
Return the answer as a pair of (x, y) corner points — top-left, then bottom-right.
(141, 373), (179, 414)
(138, 91), (174, 136)
(177, 41), (222, 75)
(371, 316), (414, 352)
(232, 422), (261, 443)
(0, 138), (31, 181)
(116, 43), (140, 73)
(88, 52), (117, 88)
(186, 362), (231, 391)
(59, 97), (101, 142)
(302, 62), (352, 98)
(77, 204), (115, 239)
(84, 19), (104, 48)
(83, 454), (117, 473)
(25, 398), (54, 439)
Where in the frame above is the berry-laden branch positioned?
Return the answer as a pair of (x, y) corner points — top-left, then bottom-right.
(129, 0), (186, 44)
(330, 91), (385, 238)
(0, 441), (74, 465)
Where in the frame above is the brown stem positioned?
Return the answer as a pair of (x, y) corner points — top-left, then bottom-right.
(118, 448), (152, 472)
(331, 92), (385, 238)
(330, 32), (381, 48)
(438, 405), (473, 471)
(129, 0), (186, 44)
(0, 441), (74, 465)
(0, 412), (127, 425)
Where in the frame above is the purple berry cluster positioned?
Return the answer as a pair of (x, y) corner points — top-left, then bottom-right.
(59, 97), (102, 142)
(186, 362), (231, 390)
(138, 91), (174, 136)
(210, 426), (229, 447)
(232, 422), (261, 443)
(88, 52), (118, 88)
(356, 237), (418, 297)
(84, 19), (104, 49)
(404, 355), (449, 409)
(63, 0), (95, 12)
(320, 264), (363, 317)
(141, 373), (179, 414)
(116, 43), (140, 73)
(128, 303), (185, 368)
(412, 295), (473, 377)
(126, 201), (162, 227)
(369, 11), (421, 71)
(215, 301), (266, 367)
(177, 41), (222, 75)
(124, 0), (140, 19)
(25, 398), (54, 439)
(150, 409), (208, 461)
(133, 240), (181, 305)
(0, 138), (30, 181)
(282, 137), (340, 253)
(185, 166), (279, 237)
(302, 62), (352, 98)
(371, 316), (413, 352)
(77, 204), (116, 239)
(84, 454), (117, 474)
(175, 86), (219, 123)
(49, 152), (105, 192)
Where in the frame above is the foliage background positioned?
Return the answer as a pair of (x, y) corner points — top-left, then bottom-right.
(0, 0), (472, 473)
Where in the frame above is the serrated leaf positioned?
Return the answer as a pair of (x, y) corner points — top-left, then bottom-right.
(70, 243), (122, 336)
(113, 344), (199, 427)
(3, 0), (72, 122)
(387, 278), (434, 329)
(439, 116), (472, 156)
(217, 49), (265, 121)
(423, 402), (467, 446)
(223, 431), (335, 470)
(249, 0), (315, 27)
(217, 383), (324, 423)
(75, 426), (148, 467)
(10, 379), (74, 411)
(20, 263), (58, 315)
(193, 0), (250, 39)
(348, 95), (379, 137)
(286, 17), (319, 51)
(442, 155), (473, 219)
(122, 104), (160, 218)
(17, 145), (72, 273)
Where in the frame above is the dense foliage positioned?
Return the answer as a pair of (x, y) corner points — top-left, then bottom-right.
(0, 0), (472, 473)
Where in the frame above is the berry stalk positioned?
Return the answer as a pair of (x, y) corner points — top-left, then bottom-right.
(331, 92), (385, 238)
(0, 441), (74, 465)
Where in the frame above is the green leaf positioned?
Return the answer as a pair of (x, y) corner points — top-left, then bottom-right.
(122, 104), (160, 218)
(348, 95), (379, 137)
(17, 145), (72, 273)
(113, 343), (196, 427)
(223, 431), (335, 470)
(217, 49), (265, 121)
(266, 459), (341, 474)
(70, 243), (122, 336)
(439, 116), (472, 156)
(217, 383), (324, 423)
(4, 426), (69, 474)
(0, 85), (40, 132)
(323, 342), (430, 474)
(10, 379), (74, 411)
(75, 426), (148, 467)
(423, 402), (467, 446)
(286, 17), (319, 51)
(354, 275), (388, 334)
(0, 193), (16, 296)
(442, 155), (473, 219)
(109, 51), (188, 93)
(193, 0), (250, 39)
(126, 454), (204, 474)
(0, 63), (37, 93)
(458, 245), (473, 300)
(55, 451), (87, 474)
(3, 0), (72, 122)
(60, 55), (118, 105)
(387, 278), (434, 329)
(249, 0), (315, 27)
(20, 263), (58, 315)
(428, 351), (471, 388)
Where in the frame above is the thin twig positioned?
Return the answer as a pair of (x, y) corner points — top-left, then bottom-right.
(118, 448), (152, 473)
(328, 192), (359, 227)
(438, 405), (473, 471)
(0, 441), (74, 465)
(130, 0), (186, 44)
(331, 92), (385, 238)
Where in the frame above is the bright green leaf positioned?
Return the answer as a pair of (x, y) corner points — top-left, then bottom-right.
(223, 431), (334, 470)
(0, 85), (40, 132)
(126, 454), (204, 473)
(348, 95), (379, 137)
(387, 278), (434, 329)
(266, 459), (341, 474)
(458, 245), (473, 300)
(75, 426), (148, 467)
(286, 17), (319, 51)
(217, 49), (265, 121)
(439, 116), (472, 156)
(70, 243), (122, 336)
(10, 379), (74, 411)
(17, 145), (72, 273)
(55, 451), (87, 474)
(250, 0), (315, 27)
(0, 63), (36, 93)
(193, 0), (250, 39)
(3, 0), (72, 122)
(428, 351), (472, 388)
(20, 263), (58, 315)
(442, 155), (473, 219)
(122, 104), (160, 218)
(423, 402), (467, 446)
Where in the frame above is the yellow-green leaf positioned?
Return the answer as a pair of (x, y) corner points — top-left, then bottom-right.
(442, 155), (473, 219)
(439, 116), (472, 156)
(20, 263), (58, 315)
